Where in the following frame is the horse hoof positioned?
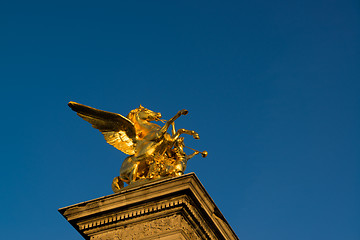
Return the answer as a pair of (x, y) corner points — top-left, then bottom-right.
(181, 109), (188, 115)
(193, 134), (200, 139)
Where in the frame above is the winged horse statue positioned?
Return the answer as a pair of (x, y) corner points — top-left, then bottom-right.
(68, 102), (207, 192)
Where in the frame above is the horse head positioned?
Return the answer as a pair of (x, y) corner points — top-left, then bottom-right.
(127, 105), (162, 123)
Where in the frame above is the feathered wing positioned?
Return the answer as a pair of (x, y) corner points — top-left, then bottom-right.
(68, 101), (136, 155)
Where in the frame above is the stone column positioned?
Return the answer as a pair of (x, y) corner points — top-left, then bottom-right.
(59, 173), (239, 240)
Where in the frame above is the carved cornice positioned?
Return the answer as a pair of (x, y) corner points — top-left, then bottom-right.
(77, 195), (216, 239)
(59, 173), (239, 240)
(78, 197), (185, 231)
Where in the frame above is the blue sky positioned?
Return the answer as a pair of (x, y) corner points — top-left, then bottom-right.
(1, 1), (359, 239)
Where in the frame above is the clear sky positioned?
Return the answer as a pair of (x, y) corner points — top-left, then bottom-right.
(1, 1), (359, 239)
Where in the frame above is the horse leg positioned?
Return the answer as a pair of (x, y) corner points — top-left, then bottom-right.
(120, 155), (139, 185)
(129, 163), (139, 183)
(111, 176), (124, 192)
(156, 109), (188, 138)
(173, 129), (200, 140)
(171, 122), (176, 135)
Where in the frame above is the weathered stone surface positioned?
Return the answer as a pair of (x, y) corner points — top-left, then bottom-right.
(59, 173), (239, 240)
(91, 215), (200, 240)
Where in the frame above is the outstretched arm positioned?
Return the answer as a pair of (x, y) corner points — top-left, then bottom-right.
(186, 151), (200, 160)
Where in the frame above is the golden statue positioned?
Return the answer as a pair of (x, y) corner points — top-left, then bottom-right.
(68, 102), (207, 192)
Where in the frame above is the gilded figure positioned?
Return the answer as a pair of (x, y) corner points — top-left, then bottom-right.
(68, 102), (207, 192)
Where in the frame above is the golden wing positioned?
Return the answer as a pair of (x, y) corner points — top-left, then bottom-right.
(68, 101), (136, 155)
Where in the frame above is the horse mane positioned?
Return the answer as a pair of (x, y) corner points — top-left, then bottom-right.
(126, 108), (140, 123)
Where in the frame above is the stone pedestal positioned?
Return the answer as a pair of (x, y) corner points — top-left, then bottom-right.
(59, 173), (239, 240)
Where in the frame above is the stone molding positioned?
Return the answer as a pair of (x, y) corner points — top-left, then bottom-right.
(78, 196), (186, 231)
(76, 195), (215, 239)
(59, 173), (239, 240)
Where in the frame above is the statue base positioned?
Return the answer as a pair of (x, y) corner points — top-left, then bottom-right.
(58, 173), (239, 240)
